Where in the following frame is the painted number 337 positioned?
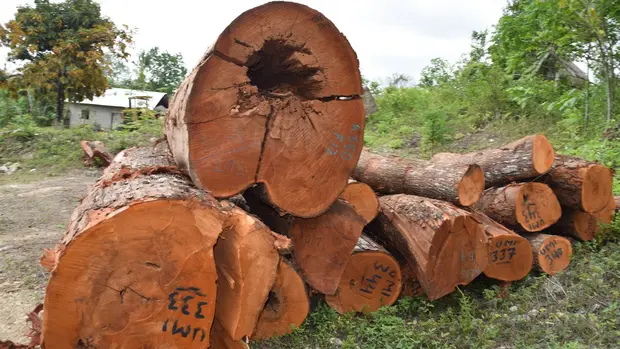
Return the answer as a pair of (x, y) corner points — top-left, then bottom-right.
(326, 124), (361, 161)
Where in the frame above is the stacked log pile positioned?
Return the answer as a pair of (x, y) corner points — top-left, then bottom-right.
(24, 2), (616, 349)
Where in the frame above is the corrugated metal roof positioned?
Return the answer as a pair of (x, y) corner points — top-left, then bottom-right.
(71, 88), (167, 109)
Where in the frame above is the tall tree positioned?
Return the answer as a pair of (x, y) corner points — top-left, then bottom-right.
(134, 47), (187, 94)
(0, 0), (131, 124)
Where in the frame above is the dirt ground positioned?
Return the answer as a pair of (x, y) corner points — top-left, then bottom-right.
(0, 171), (98, 343)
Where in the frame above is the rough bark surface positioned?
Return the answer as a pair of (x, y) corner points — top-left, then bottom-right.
(42, 143), (225, 349)
(473, 183), (561, 232)
(353, 150), (485, 206)
(325, 234), (402, 313)
(473, 212), (533, 281)
(525, 233), (572, 275)
(432, 134), (555, 188)
(367, 194), (488, 301)
(551, 195), (617, 241)
(165, 1), (365, 218)
(544, 155), (613, 213)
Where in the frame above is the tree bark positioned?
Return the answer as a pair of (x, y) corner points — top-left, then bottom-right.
(472, 212), (533, 281)
(544, 155), (613, 213)
(42, 142), (225, 349)
(399, 262), (424, 298)
(432, 134), (555, 188)
(473, 183), (561, 232)
(165, 1), (364, 218)
(367, 194), (488, 301)
(550, 195), (617, 241)
(325, 234), (402, 314)
(353, 150), (485, 206)
(524, 233), (572, 276)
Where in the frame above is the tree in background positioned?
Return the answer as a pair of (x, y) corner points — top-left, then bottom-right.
(0, 0), (132, 124)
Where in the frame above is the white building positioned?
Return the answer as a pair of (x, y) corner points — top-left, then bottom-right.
(67, 88), (168, 129)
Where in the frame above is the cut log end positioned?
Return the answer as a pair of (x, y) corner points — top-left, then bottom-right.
(457, 164), (485, 206)
(484, 234), (533, 281)
(528, 234), (572, 275)
(339, 182), (379, 223)
(581, 165), (614, 213)
(252, 260), (309, 340)
(532, 134), (555, 174)
(43, 200), (222, 349)
(325, 251), (402, 314)
(570, 195), (616, 241)
(514, 183), (562, 232)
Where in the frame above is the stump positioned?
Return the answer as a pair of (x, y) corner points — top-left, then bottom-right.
(551, 195), (617, 241)
(165, 1), (365, 218)
(42, 143), (225, 349)
(473, 212), (533, 281)
(213, 201), (280, 341)
(252, 259), (310, 339)
(474, 183), (561, 232)
(432, 134), (555, 188)
(545, 155), (613, 213)
(368, 194), (488, 300)
(524, 233), (572, 275)
(80, 140), (113, 167)
(325, 234), (402, 313)
(353, 150), (485, 206)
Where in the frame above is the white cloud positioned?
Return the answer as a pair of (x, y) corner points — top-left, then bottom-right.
(0, 0), (505, 81)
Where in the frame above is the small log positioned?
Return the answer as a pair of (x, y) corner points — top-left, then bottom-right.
(473, 212), (533, 281)
(165, 1), (364, 218)
(80, 140), (113, 167)
(214, 201), (280, 341)
(340, 181), (379, 223)
(432, 134), (555, 188)
(474, 183), (561, 232)
(252, 259), (310, 339)
(353, 150), (485, 206)
(325, 234), (402, 313)
(524, 233), (572, 275)
(42, 143), (224, 348)
(551, 195), (617, 241)
(545, 155), (613, 213)
(367, 194), (488, 301)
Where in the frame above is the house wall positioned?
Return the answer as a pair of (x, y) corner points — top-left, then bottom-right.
(67, 104), (124, 129)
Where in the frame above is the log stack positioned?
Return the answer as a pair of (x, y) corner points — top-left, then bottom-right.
(25, 2), (616, 348)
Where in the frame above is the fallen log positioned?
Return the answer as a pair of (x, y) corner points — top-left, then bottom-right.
(472, 212), (533, 281)
(473, 183), (561, 232)
(550, 195), (617, 241)
(42, 142), (225, 348)
(325, 234), (402, 313)
(353, 150), (485, 206)
(80, 140), (113, 167)
(165, 1), (364, 218)
(368, 194), (488, 301)
(432, 134), (555, 188)
(545, 155), (613, 213)
(213, 201), (280, 341)
(252, 259), (310, 339)
(524, 233), (572, 275)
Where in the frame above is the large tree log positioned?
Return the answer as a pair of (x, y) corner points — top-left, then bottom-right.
(367, 194), (488, 301)
(353, 150), (485, 206)
(325, 234), (402, 313)
(472, 212), (533, 281)
(473, 183), (561, 232)
(42, 143), (225, 349)
(252, 259), (310, 340)
(432, 134), (555, 188)
(165, 1), (364, 218)
(213, 201), (280, 341)
(524, 233), (572, 275)
(544, 155), (614, 213)
(550, 195), (617, 241)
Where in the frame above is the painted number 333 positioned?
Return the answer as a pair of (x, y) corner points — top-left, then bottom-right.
(326, 124), (361, 161)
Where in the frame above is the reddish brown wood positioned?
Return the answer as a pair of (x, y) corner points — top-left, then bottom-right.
(340, 182), (379, 223)
(399, 262), (424, 298)
(524, 233), (572, 275)
(551, 195), (617, 241)
(165, 1), (364, 218)
(210, 320), (250, 349)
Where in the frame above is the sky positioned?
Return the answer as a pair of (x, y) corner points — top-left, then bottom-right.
(0, 0), (507, 83)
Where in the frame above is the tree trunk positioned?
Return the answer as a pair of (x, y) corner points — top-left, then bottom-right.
(432, 134), (555, 188)
(550, 195), (617, 241)
(544, 155), (613, 213)
(252, 259), (310, 340)
(353, 150), (485, 206)
(165, 1), (364, 218)
(473, 183), (561, 232)
(472, 212), (533, 281)
(213, 201), (280, 341)
(55, 76), (64, 126)
(80, 140), (114, 167)
(325, 234), (402, 314)
(367, 194), (488, 301)
(41, 142), (225, 349)
(524, 233), (572, 276)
